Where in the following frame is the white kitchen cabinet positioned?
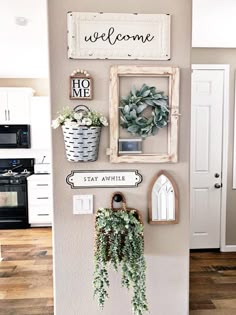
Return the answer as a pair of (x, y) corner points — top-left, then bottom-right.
(27, 174), (53, 226)
(31, 96), (51, 150)
(0, 90), (8, 121)
(0, 88), (34, 124)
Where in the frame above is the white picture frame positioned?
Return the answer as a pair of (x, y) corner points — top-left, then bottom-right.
(67, 12), (171, 60)
(109, 65), (180, 163)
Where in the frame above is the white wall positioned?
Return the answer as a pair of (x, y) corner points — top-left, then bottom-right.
(0, 0), (49, 78)
(48, 0), (191, 314)
(192, 0), (236, 47)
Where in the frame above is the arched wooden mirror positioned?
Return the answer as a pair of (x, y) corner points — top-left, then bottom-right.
(148, 170), (179, 224)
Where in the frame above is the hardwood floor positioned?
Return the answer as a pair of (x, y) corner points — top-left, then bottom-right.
(1, 230), (235, 315)
(190, 251), (236, 315)
(0, 228), (53, 315)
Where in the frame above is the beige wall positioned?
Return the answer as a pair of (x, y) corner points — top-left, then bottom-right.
(48, 1), (191, 314)
(0, 78), (49, 96)
(192, 49), (236, 245)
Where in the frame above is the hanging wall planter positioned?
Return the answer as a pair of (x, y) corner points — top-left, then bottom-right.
(52, 105), (108, 162)
(93, 192), (148, 315)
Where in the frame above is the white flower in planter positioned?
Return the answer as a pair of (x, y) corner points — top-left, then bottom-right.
(100, 116), (109, 126)
(52, 106), (108, 129)
(64, 118), (73, 126)
(52, 106), (108, 162)
(67, 121), (78, 127)
(82, 118), (92, 126)
(74, 112), (83, 120)
(52, 118), (61, 129)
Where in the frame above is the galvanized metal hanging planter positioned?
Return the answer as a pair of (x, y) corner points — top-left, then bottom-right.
(52, 105), (108, 162)
(62, 124), (101, 162)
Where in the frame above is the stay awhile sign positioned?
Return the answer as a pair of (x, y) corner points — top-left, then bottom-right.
(67, 12), (171, 60)
(66, 170), (142, 188)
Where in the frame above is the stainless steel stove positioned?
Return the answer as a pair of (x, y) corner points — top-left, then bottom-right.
(0, 158), (34, 229)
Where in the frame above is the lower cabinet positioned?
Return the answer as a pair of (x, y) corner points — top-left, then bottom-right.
(27, 174), (53, 226)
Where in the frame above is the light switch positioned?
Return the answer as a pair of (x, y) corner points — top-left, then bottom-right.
(83, 199), (90, 211)
(73, 195), (93, 214)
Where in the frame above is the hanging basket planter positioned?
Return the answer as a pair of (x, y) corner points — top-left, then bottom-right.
(93, 192), (148, 315)
(52, 105), (108, 162)
(62, 125), (101, 162)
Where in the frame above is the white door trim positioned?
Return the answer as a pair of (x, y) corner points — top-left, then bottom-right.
(191, 64), (230, 252)
(233, 74), (236, 189)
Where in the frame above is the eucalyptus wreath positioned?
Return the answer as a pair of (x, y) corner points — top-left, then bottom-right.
(120, 83), (169, 137)
(93, 208), (148, 315)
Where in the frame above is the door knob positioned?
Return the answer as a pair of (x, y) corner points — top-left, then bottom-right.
(214, 183), (221, 189)
(215, 173), (220, 178)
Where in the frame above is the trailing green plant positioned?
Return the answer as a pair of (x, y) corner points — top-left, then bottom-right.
(120, 83), (169, 137)
(93, 207), (148, 315)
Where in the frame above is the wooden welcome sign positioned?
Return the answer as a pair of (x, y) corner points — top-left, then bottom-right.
(67, 12), (171, 60)
(66, 170), (142, 188)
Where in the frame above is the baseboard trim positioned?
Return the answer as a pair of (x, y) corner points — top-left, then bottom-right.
(221, 245), (236, 252)
(190, 248), (220, 253)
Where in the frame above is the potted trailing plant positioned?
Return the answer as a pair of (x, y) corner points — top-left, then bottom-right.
(93, 192), (148, 315)
(52, 105), (108, 162)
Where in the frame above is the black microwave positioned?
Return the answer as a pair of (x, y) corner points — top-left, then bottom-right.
(0, 125), (30, 148)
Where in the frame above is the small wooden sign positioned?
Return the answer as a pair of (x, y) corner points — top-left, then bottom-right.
(70, 69), (93, 99)
(66, 170), (142, 188)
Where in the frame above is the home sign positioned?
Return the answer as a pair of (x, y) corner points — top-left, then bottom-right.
(67, 12), (171, 60)
(66, 170), (142, 188)
(70, 69), (93, 100)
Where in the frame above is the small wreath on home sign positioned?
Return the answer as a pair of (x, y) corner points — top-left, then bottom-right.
(120, 84), (169, 138)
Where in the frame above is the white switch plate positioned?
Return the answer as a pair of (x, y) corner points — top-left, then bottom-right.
(73, 195), (93, 215)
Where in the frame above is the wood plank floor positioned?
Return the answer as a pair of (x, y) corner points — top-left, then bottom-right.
(190, 251), (236, 315)
(1, 230), (236, 315)
(0, 228), (53, 315)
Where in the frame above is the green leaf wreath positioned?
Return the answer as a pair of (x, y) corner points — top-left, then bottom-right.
(93, 208), (148, 315)
(120, 83), (169, 137)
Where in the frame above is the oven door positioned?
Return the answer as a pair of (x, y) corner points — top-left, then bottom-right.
(0, 184), (28, 219)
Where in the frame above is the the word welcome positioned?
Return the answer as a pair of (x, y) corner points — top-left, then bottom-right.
(84, 26), (155, 46)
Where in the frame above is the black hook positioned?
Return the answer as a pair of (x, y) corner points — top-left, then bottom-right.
(113, 193), (123, 202)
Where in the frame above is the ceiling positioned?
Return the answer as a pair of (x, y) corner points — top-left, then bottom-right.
(193, 0), (236, 47)
(0, 0), (48, 78)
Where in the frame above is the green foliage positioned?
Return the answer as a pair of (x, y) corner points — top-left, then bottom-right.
(120, 83), (169, 137)
(93, 208), (148, 315)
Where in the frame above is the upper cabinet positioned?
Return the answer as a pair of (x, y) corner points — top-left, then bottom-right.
(192, 0), (236, 47)
(0, 88), (34, 124)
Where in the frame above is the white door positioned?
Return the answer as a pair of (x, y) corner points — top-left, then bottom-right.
(190, 69), (224, 249)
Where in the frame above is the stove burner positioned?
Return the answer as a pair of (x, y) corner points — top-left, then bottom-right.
(21, 169), (30, 174)
(2, 170), (18, 176)
(0, 169), (32, 178)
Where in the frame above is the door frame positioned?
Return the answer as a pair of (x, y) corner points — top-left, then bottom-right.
(191, 64), (231, 252)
